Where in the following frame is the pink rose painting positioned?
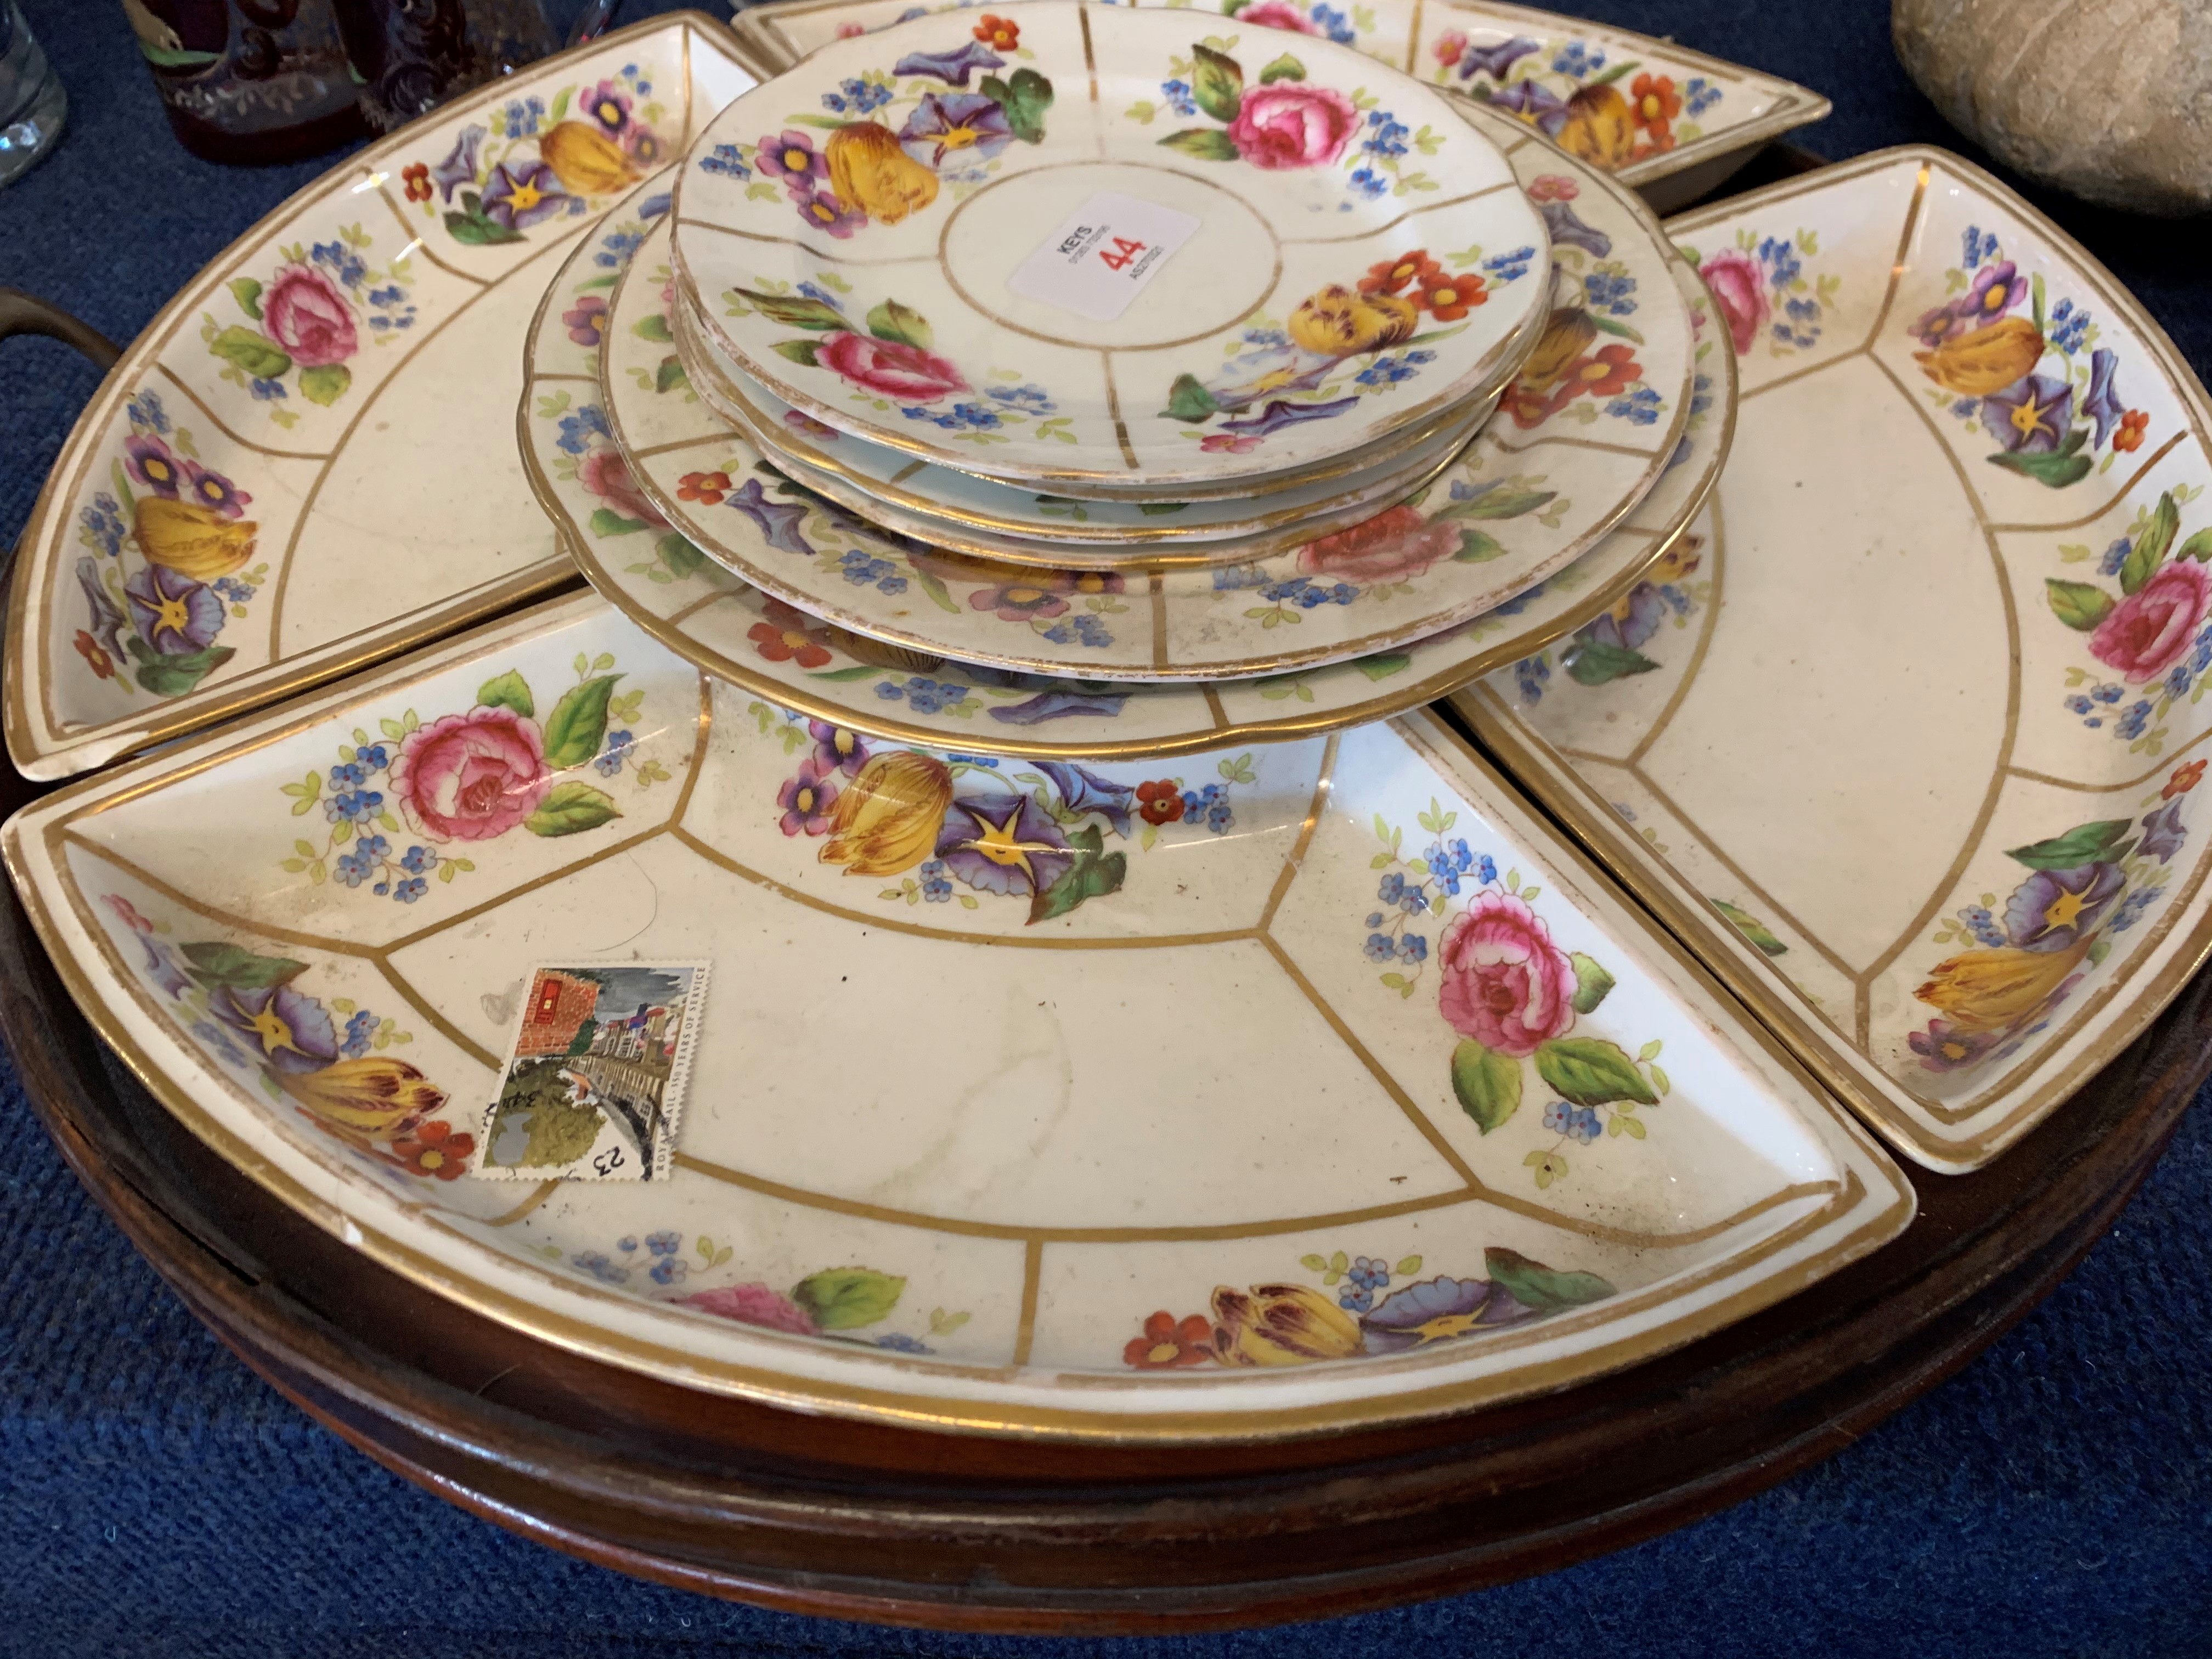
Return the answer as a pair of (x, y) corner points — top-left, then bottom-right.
(577, 447), (668, 529)
(2090, 557), (2212, 682)
(1226, 83), (1359, 170)
(1698, 248), (1770, 356)
(815, 329), (970, 400)
(391, 707), (552, 842)
(1296, 505), (1465, 584)
(1437, 891), (1579, 1057)
(264, 263), (358, 368)
(682, 1282), (819, 1335)
(1235, 1), (1317, 32)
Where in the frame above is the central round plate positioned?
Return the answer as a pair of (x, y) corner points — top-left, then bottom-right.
(672, 2), (1548, 490)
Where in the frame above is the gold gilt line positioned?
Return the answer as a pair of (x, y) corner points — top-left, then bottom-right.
(1480, 1178), (1839, 1253)
(1012, 1239), (1043, 1364)
(1401, 0), (1425, 74)
(375, 186), (492, 286)
(1148, 573), (1170, 672)
(379, 961), (503, 1069)
(668, 822), (1256, 951)
(480, 1180), (561, 1228)
(669, 672), (716, 827)
(1201, 685), (1231, 731)
(1101, 352), (1139, 470)
(1080, 3), (1099, 112)
(62, 830), (377, 958)
(1739, 346), (1864, 404)
(150, 366), (333, 461)
(1626, 494), (1730, 767)
(1256, 733), (1337, 932)
(672, 215), (937, 266)
(1985, 430), (2187, 532)
(374, 824), (677, 956)
(1861, 163), (1932, 344)
(531, 373), (598, 384)
(1485, 431), (1664, 460)
(1853, 352), (2024, 1000)
(1279, 180), (1515, 245)
(2007, 727), (2212, 794)
(668, 587), (743, 625)
(627, 432), (730, 460)
(890, 460), (928, 485)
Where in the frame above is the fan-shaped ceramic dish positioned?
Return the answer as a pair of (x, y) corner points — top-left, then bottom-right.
(1460, 147), (2212, 1172)
(670, 2), (1550, 489)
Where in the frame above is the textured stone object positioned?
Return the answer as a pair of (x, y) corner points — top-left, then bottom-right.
(1895, 0), (2212, 216)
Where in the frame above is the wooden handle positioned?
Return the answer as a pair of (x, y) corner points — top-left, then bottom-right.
(0, 287), (120, 372)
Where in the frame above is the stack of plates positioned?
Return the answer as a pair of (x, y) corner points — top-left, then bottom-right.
(523, 0), (1732, 748)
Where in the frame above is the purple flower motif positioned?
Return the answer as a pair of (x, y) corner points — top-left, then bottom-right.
(1577, 580), (1669, 654)
(181, 461), (251, 520)
(1908, 1019), (2001, 1072)
(1982, 373), (2074, 454)
(1537, 199), (1609, 257)
(726, 478), (817, 556)
(1458, 36), (1540, 81)
(207, 983), (339, 1075)
(1219, 395), (1360, 437)
(2002, 860), (2123, 952)
(898, 92), (1014, 168)
(891, 40), (1004, 86)
(431, 125), (487, 202)
(582, 79), (632, 135)
(482, 161), (574, 231)
(124, 565), (225, 656)
(124, 435), (185, 498)
(791, 186), (866, 240)
(2083, 347), (2126, 449)
(935, 792), (1071, 898)
(1359, 1274), (1534, 1354)
(138, 937), (196, 1003)
(776, 757), (839, 837)
(1959, 259), (2024, 328)
(75, 557), (125, 662)
(757, 129), (829, 195)
(808, 719), (867, 778)
(1908, 298), (1971, 349)
(1481, 77), (1567, 136)
(2140, 800), (2186, 863)
(1034, 762), (1135, 836)
(988, 689), (1130, 725)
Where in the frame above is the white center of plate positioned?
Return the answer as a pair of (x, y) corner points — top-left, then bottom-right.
(941, 161), (1280, 349)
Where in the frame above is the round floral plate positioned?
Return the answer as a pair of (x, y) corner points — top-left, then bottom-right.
(669, 2), (1551, 490)
(619, 110), (1690, 683)
(520, 167), (1730, 753)
(674, 294), (1498, 566)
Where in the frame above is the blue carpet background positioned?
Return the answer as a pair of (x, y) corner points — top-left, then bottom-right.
(3, 2), (2209, 1654)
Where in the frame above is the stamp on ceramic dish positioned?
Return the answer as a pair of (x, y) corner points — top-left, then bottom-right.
(475, 961), (711, 1182)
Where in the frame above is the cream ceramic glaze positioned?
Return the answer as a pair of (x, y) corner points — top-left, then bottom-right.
(2, 14), (772, 782)
(730, 0), (1830, 210)
(1463, 147), (2212, 1172)
(672, 3), (1550, 488)
(1, 586), (1910, 1438)
(520, 163), (1730, 755)
(614, 101), (1693, 681)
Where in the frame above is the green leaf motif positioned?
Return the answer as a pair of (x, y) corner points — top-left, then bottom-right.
(2120, 491), (2180, 595)
(981, 67), (1054, 143)
(134, 644), (235, 696)
(736, 287), (848, 331)
(1563, 639), (1659, 685)
(206, 325), (292, 381)
(1567, 952), (1613, 1015)
(1161, 372), (1221, 422)
(792, 1267), (906, 1330)
(1484, 1247), (1617, 1313)
(297, 364), (351, 407)
(1191, 42), (1244, 122)
(1259, 52), (1306, 83)
(1711, 898), (1787, 956)
(542, 674), (622, 769)
(1534, 1037), (1657, 1108)
(523, 780), (622, 838)
(588, 507), (647, 537)
(2045, 577), (2114, 631)
(1029, 822), (1127, 924)
(2006, 818), (2134, 871)
(475, 670), (534, 719)
(1452, 528), (1505, 563)
(443, 205), (524, 246)
(1987, 426), (2091, 489)
(631, 312), (674, 343)
(228, 278), (264, 320)
(653, 354), (689, 394)
(1157, 127), (1243, 161)
(181, 940), (309, 989)
(658, 533), (705, 578)
(1451, 1039), (1522, 1133)
(866, 298), (934, 350)
(2177, 528), (2212, 563)
(1440, 486), (1555, 521)
(771, 337), (822, 368)
(1354, 651), (1413, 682)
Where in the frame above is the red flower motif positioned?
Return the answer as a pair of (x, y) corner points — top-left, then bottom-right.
(1359, 249), (1440, 297)
(1568, 343), (1642, 399)
(678, 470), (732, 506)
(972, 12), (1019, 49)
(1136, 781), (1185, 826)
(2115, 409), (2151, 453)
(74, 630), (115, 679)
(1124, 1311), (1216, 1369)
(1417, 269), (1486, 321)
(1199, 433), (1261, 453)
(2164, 760), (2207, 798)
(1629, 72), (1681, 140)
(1527, 174), (1577, 202)
(401, 162), (432, 203)
(1504, 379), (1578, 430)
(748, 617), (834, 669)
(390, 1120), (473, 1180)
(1297, 504), (1465, 584)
